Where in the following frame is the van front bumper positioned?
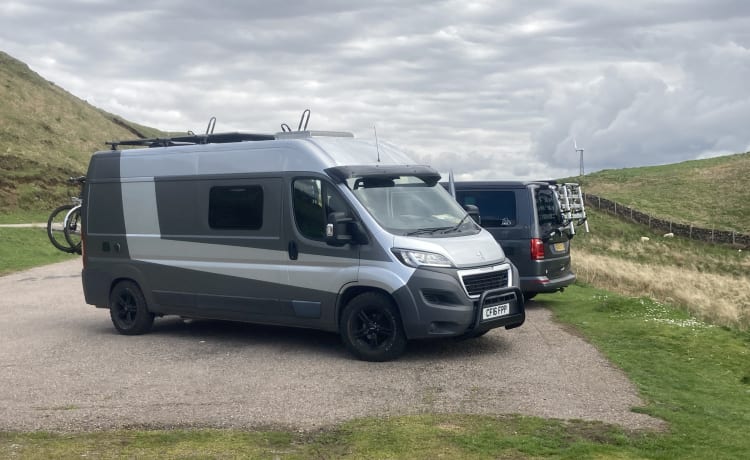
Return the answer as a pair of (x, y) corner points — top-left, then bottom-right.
(393, 267), (525, 339)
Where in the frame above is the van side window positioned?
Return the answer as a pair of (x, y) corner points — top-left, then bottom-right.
(293, 179), (347, 240)
(456, 190), (517, 227)
(209, 186), (263, 229)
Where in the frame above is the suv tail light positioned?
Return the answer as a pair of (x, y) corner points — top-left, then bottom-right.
(530, 238), (545, 260)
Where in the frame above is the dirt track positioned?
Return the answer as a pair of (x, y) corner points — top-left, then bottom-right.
(0, 259), (664, 432)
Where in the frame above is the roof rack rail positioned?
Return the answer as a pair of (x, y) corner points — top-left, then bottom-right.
(106, 132), (276, 150)
(106, 115), (277, 149)
(274, 130), (354, 139)
(106, 110), (342, 150)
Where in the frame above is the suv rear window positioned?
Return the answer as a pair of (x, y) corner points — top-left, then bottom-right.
(455, 190), (517, 227)
(535, 188), (563, 227)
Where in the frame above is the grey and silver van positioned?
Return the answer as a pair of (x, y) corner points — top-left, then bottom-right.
(81, 131), (524, 361)
(451, 181), (576, 300)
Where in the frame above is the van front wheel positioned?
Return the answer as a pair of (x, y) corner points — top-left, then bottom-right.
(109, 281), (154, 335)
(340, 292), (407, 362)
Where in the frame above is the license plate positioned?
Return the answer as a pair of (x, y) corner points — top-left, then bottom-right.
(554, 242), (565, 252)
(482, 303), (510, 321)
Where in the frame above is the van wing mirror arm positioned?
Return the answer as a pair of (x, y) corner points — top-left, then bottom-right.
(463, 204), (481, 225)
(326, 212), (367, 246)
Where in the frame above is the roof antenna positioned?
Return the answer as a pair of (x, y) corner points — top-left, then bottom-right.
(373, 125), (381, 163)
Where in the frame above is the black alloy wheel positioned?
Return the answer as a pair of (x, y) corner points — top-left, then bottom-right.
(109, 280), (154, 335)
(341, 292), (407, 362)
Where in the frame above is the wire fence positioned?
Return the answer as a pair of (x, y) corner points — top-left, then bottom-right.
(584, 193), (750, 248)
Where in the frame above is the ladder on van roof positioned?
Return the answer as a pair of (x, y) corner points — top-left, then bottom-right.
(553, 183), (589, 235)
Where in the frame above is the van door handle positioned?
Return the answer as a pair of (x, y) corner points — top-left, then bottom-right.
(288, 241), (298, 260)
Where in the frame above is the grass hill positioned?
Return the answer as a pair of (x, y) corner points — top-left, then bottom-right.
(559, 153), (750, 330)
(575, 152), (750, 233)
(0, 50), (164, 212)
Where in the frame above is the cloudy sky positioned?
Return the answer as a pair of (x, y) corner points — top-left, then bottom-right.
(1, 0), (749, 179)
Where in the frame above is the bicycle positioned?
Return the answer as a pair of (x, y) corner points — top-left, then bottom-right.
(47, 176), (86, 254)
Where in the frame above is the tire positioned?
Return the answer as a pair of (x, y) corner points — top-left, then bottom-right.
(523, 292), (537, 301)
(63, 205), (82, 254)
(47, 204), (77, 253)
(109, 280), (155, 335)
(340, 292), (407, 362)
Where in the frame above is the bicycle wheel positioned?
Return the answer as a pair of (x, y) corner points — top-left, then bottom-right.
(47, 204), (76, 253)
(63, 205), (82, 254)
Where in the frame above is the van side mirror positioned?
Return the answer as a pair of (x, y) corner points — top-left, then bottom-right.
(463, 204), (481, 225)
(326, 212), (368, 246)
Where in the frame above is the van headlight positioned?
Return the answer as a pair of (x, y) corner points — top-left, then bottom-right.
(393, 249), (454, 268)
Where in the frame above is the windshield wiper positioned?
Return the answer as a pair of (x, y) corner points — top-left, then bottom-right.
(442, 214), (471, 234)
(405, 227), (452, 236)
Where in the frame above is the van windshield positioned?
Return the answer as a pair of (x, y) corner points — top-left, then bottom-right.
(347, 176), (479, 237)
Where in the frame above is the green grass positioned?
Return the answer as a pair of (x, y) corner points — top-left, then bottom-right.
(2, 286), (749, 459)
(0, 415), (646, 459)
(573, 208), (749, 278)
(0, 209), (48, 224)
(0, 227), (78, 275)
(574, 151), (750, 233)
(545, 286), (750, 459)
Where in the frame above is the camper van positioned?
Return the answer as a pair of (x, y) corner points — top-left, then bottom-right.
(81, 130), (524, 361)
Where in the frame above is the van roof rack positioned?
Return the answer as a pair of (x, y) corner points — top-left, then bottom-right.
(106, 132), (276, 150)
(106, 111), (353, 150)
(275, 130), (354, 139)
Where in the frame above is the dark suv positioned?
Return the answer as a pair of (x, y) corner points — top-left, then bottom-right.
(451, 181), (576, 300)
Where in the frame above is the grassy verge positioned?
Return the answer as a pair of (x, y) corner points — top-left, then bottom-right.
(0, 227), (78, 275)
(572, 208), (750, 329)
(2, 286), (749, 458)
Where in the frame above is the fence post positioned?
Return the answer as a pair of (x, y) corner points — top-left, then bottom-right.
(614, 202), (617, 215)
(669, 221), (672, 233)
(598, 196), (601, 208)
(689, 225), (692, 239)
(648, 215), (651, 228)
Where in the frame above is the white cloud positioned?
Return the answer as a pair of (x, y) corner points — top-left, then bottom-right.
(1, 0), (749, 180)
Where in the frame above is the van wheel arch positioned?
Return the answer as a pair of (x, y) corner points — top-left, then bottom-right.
(336, 286), (397, 326)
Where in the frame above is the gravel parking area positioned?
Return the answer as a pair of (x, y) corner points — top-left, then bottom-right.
(0, 260), (663, 432)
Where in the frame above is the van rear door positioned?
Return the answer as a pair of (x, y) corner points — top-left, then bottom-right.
(532, 186), (571, 278)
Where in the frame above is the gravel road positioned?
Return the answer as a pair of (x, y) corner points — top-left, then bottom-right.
(0, 259), (663, 432)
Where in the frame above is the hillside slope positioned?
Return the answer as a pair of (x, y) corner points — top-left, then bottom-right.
(576, 152), (750, 233)
(571, 208), (749, 329)
(0, 51), (163, 211)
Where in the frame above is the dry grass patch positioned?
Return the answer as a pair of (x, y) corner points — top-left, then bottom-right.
(573, 250), (750, 330)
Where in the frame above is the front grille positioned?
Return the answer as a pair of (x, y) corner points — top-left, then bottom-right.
(461, 269), (509, 297)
